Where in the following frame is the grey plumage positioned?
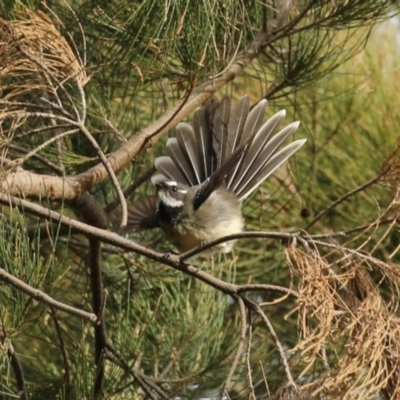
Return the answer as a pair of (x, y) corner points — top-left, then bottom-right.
(212, 96), (231, 168)
(227, 96), (249, 155)
(126, 95), (306, 253)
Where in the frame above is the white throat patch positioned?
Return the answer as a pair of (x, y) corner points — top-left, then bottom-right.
(158, 191), (184, 208)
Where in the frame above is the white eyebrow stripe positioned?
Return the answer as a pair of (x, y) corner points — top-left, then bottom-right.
(164, 181), (177, 187)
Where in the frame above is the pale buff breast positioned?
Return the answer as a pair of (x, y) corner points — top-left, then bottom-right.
(164, 189), (244, 254)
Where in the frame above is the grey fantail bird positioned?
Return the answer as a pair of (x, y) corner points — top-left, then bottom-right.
(126, 96), (306, 254)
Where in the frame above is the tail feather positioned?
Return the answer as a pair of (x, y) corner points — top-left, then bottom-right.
(155, 154), (189, 185)
(154, 96), (305, 208)
(237, 139), (307, 201)
(226, 96), (250, 154)
(212, 96), (231, 168)
(165, 137), (200, 185)
(241, 99), (268, 143)
(227, 109), (286, 191)
(176, 123), (204, 184)
(225, 100), (268, 188)
(192, 105), (214, 178)
(231, 120), (299, 195)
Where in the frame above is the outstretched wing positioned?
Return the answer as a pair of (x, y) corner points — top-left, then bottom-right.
(125, 196), (159, 231)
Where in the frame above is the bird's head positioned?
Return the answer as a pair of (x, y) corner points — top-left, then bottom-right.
(153, 178), (189, 209)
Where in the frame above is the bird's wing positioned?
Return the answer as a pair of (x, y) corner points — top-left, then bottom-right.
(125, 196), (159, 230)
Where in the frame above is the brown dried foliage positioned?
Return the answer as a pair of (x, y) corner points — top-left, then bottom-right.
(0, 9), (87, 94)
(0, 8), (87, 169)
(285, 241), (400, 399)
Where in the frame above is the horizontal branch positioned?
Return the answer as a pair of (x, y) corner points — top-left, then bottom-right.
(0, 193), (298, 299)
(179, 231), (298, 260)
(0, 169), (83, 200)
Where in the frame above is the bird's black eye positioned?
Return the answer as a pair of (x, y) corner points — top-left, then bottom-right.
(172, 186), (177, 192)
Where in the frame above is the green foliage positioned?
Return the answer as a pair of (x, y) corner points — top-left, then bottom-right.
(1, 1), (400, 399)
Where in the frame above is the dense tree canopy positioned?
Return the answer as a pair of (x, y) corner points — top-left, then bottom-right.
(1, 1), (400, 399)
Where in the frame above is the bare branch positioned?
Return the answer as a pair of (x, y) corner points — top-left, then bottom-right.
(104, 166), (156, 215)
(179, 231), (298, 260)
(0, 266), (98, 324)
(218, 296), (248, 399)
(104, 342), (168, 399)
(77, 122), (127, 228)
(50, 309), (72, 400)
(304, 171), (386, 231)
(4, 338), (27, 400)
(246, 311), (256, 400)
(252, 302), (298, 389)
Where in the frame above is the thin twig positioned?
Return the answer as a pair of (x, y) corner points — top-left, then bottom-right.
(17, 128), (79, 165)
(6, 340), (27, 399)
(246, 309), (256, 399)
(109, 379), (136, 396)
(309, 216), (399, 239)
(76, 79), (87, 124)
(8, 144), (64, 175)
(77, 122), (128, 228)
(89, 238), (106, 396)
(0, 100), (60, 111)
(14, 123), (71, 139)
(304, 172), (386, 231)
(237, 284), (298, 297)
(253, 302), (297, 389)
(51, 308), (72, 400)
(104, 343), (168, 398)
(218, 296), (248, 399)
(40, 95), (68, 174)
(104, 166), (156, 215)
(312, 239), (393, 269)
(17, 45), (80, 119)
(0, 267), (98, 324)
(259, 359), (271, 397)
